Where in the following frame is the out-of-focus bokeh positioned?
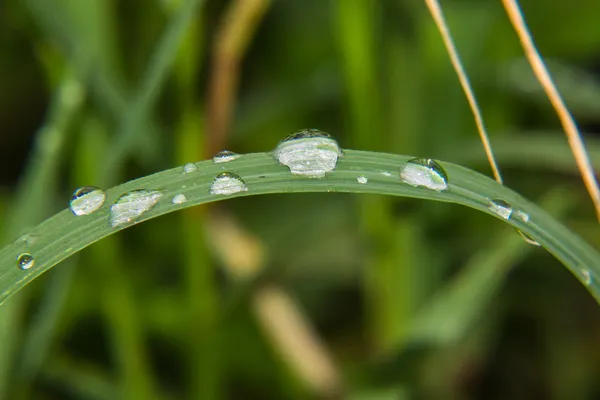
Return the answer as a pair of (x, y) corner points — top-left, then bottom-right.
(2, 0), (600, 399)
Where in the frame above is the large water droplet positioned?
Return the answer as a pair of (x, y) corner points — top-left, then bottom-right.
(110, 190), (163, 227)
(210, 172), (248, 195)
(69, 186), (106, 216)
(400, 158), (448, 191)
(273, 129), (342, 178)
(213, 150), (240, 164)
(489, 199), (513, 220)
(357, 176), (368, 184)
(183, 163), (197, 174)
(172, 193), (187, 205)
(17, 253), (34, 270)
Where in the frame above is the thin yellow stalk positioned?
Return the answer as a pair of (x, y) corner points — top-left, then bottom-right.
(501, 0), (600, 222)
(424, 0), (503, 184)
(207, 0), (271, 156)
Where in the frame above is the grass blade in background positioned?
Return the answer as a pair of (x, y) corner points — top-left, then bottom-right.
(101, 0), (205, 182)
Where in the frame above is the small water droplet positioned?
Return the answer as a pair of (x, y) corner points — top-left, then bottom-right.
(273, 129), (342, 178)
(210, 172), (248, 195)
(183, 163), (198, 174)
(514, 210), (530, 223)
(489, 199), (513, 220)
(110, 190), (163, 227)
(581, 269), (592, 286)
(381, 171), (393, 177)
(357, 176), (368, 184)
(69, 186), (106, 216)
(213, 150), (240, 164)
(17, 253), (34, 270)
(400, 158), (448, 191)
(172, 193), (187, 205)
(516, 230), (540, 246)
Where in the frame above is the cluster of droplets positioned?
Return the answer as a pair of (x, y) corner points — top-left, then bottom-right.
(15, 129), (550, 272)
(488, 199), (540, 246)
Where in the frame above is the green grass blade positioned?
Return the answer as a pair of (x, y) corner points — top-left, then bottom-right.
(0, 150), (598, 305)
(101, 0), (205, 182)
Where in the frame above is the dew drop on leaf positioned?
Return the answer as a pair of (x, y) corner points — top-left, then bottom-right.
(210, 172), (248, 195)
(172, 193), (187, 204)
(69, 186), (106, 216)
(489, 199), (513, 220)
(581, 269), (592, 286)
(213, 150), (240, 164)
(110, 190), (163, 227)
(183, 163), (198, 174)
(357, 175), (368, 184)
(400, 158), (448, 191)
(273, 129), (342, 178)
(17, 253), (34, 270)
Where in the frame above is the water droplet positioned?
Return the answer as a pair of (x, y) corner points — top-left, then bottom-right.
(381, 171), (393, 177)
(273, 129), (342, 178)
(489, 199), (513, 220)
(183, 163), (197, 174)
(17, 253), (34, 270)
(210, 172), (248, 195)
(110, 190), (163, 227)
(400, 158), (448, 191)
(514, 210), (530, 223)
(517, 230), (540, 246)
(172, 193), (187, 205)
(213, 150), (240, 164)
(69, 186), (106, 216)
(357, 176), (368, 184)
(581, 269), (592, 286)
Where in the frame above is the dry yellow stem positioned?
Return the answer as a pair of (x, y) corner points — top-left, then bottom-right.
(424, 0), (504, 184)
(501, 0), (600, 221)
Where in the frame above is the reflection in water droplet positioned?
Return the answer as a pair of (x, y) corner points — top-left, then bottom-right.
(183, 163), (198, 174)
(213, 150), (240, 164)
(516, 230), (540, 246)
(17, 253), (34, 270)
(210, 172), (248, 195)
(69, 186), (106, 216)
(400, 158), (448, 191)
(489, 199), (513, 220)
(172, 193), (187, 205)
(110, 190), (163, 227)
(273, 129), (342, 178)
(357, 176), (368, 184)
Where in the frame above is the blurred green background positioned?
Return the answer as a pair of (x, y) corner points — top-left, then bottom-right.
(2, 0), (600, 399)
